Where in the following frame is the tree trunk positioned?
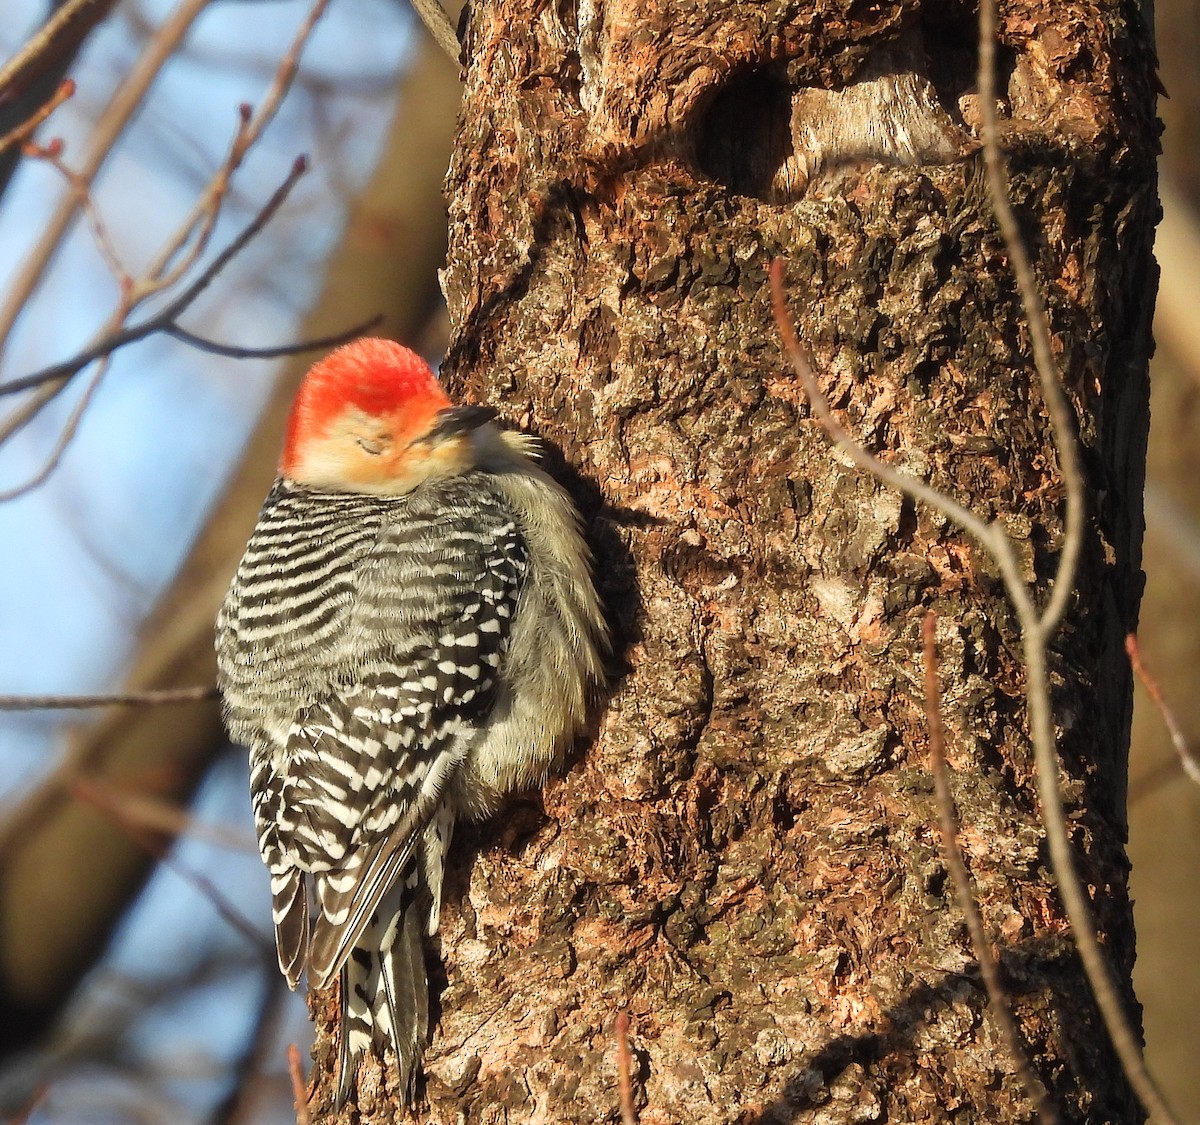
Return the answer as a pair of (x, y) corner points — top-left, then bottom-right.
(311, 0), (1159, 1120)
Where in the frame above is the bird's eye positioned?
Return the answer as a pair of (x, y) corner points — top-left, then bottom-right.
(357, 436), (387, 456)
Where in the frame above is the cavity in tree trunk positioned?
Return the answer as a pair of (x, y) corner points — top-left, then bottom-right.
(310, 0), (1159, 1120)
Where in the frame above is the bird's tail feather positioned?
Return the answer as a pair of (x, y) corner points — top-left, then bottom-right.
(334, 872), (430, 1108)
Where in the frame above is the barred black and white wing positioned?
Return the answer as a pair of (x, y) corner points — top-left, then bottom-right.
(242, 481), (529, 1103)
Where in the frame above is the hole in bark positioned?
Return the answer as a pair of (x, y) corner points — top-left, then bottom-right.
(694, 66), (796, 202)
(920, 9), (1015, 136)
(692, 19), (1016, 202)
(924, 16), (978, 114)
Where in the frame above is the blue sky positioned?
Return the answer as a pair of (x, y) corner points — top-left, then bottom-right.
(0, 1), (417, 1118)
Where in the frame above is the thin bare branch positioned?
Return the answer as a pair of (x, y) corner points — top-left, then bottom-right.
(164, 314), (383, 360)
(0, 0), (333, 477)
(0, 356), (108, 502)
(922, 612), (1058, 1124)
(30, 142), (133, 286)
(614, 1011), (639, 1125)
(1011, 599), (1180, 1121)
(0, 0), (216, 362)
(0, 685), (216, 710)
(0, 79), (74, 156)
(1126, 632), (1200, 788)
(69, 776), (272, 958)
(0, 0), (119, 98)
(140, 0), (334, 294)
(67, 774), (256, 853)
(409, 0), (461, 63)
(976, 0), (1084, 635)
(0, 157), (307, 421)
(164, 854), (270, 955)
(976, 3), (1175, 1118)
(288, 1043), (313, 1125)
(768, 260), (1002, 554)
(771, 245), (1176, 1125)
(153, 157), (309, 321)
(0, 156), (306, 495)
(771, 4), (1173, 1113)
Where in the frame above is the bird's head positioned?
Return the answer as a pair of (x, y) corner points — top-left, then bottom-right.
(280, 338), (497, 494)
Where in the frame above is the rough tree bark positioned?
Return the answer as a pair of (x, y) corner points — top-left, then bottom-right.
(1126, 0), (1200, 1112)
(311, 0), (1159, 1120)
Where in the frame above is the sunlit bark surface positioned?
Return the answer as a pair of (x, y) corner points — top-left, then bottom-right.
(312, 0), (1159, 1120)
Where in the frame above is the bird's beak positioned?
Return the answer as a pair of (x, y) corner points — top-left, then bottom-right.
(429, 404), (497, 440)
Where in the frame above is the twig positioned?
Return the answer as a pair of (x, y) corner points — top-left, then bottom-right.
(0, 268), (371, 396)
(139, 0), (333, 294)
(0, 0), (216, 456)
(68, 774), (257, 853)
(1, 153), (309, 424)
(288, 1043), (313, 1125)
(771, 251), (1175, 1123)
(1126, 633), (1200, 788)
(767, 266), (1001, 553)
(143, 156), (310, 339)
(69, 775), (273, 958)
(0, 0), (334, 469)
(408, 0), (461, 64)
(976, 3), (1176, 1118)
(922, 612), (1058, 1123)
(771, 241), (1175, 1125)
(0, 355), (108, 502)
(977, 0), (1085, 637)
(769, 2), (1176, 1112)
(614, 1011), (638, 1125)
(29, 140), (132, 285)
(0, 0), (119, 100)
(0, 79), (74, 156)
(163, 314), (383, 360)
(0, 685), (216, 710)
(0, 0), (216, 361)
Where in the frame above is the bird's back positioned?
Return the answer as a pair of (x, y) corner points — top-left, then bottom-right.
(215, 479), (392, 753)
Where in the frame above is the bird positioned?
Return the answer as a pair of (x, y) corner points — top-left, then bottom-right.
(215, 337), (608, 1105)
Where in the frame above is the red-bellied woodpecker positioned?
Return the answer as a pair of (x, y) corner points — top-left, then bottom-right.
(215, 338), (608, 1105)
